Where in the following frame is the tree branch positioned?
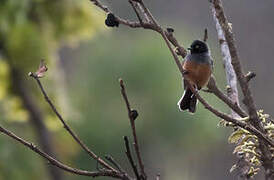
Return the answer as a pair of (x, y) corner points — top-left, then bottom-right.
(206, 77), (247, 118)
(120, 79), (146, 179)
(210, 0), (274, 178)
(211, 4), (241, 119)
(124, 136), (141, 180)
(9, 66), (64, 180)
(211, 0), (259, 124)
(0, 125), (124, 179)
(28, 73), (116, 171)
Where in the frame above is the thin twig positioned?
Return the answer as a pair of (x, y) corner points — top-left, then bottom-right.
(29, 73), (115, 171)
(120, 79), (146, 179)
(129, 0), (144, 25)
(105, 155), (126, 174)
(124, 136), (141, 180)
(0, 125), (123, 178)
(138, 0), (159, 26)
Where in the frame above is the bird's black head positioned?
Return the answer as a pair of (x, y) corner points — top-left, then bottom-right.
(188, 40), (209, 54)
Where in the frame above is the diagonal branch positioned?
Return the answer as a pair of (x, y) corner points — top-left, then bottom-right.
(187, 83), (274, 147)
(129, 0), (144, 26)
(124, 136), (141, 180)
(28, 73), (116, 171)
(90, 0), (154, 29)
(0, 125), (123, 178)
(119, 79), (147, 179)
(206, 77), (247, 118)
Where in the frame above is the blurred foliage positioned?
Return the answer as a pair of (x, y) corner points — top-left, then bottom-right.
(0, 0), (104, 179)
(0, 0), (104, 122)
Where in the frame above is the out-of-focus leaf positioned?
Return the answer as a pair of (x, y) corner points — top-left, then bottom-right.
(35, 60), (48, 78)
(0, 60), (10, 100)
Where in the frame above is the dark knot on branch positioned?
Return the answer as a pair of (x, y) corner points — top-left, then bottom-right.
(105, 13), (119, 27)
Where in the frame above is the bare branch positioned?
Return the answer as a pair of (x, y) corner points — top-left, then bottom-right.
(0, 125), (123, 178)
(124, 136), (141, 180)
(211, 5), (240, 119)
(28, 73), (115, 171)
(210, 0), (259, 124)
(129, 0), (144, 25)
(120, 79), (146, 179)
(90, 0), (156, 29)
(105, 155), (126, 174)
(187, 84), (274, 147)
(164, 28), (187, 57)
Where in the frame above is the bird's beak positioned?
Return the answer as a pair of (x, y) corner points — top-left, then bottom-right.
(187, 47), (192, 50)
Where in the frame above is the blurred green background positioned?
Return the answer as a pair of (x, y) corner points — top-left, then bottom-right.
(1, 0), (273, 179)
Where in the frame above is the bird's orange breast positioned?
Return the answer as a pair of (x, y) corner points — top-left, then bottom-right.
(183, 60), (212, 88)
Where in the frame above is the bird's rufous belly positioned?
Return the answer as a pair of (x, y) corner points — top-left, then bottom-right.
(183, 60), (211, 88)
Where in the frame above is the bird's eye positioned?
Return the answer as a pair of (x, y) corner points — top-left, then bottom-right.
(195, 45), (200, 49)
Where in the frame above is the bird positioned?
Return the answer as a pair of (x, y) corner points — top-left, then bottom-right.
(177, 40), (213, 113)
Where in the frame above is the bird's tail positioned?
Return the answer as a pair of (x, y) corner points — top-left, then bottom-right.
(177, 88), (197, 113)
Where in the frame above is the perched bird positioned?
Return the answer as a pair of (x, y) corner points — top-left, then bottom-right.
(177, 40), (213, 113)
